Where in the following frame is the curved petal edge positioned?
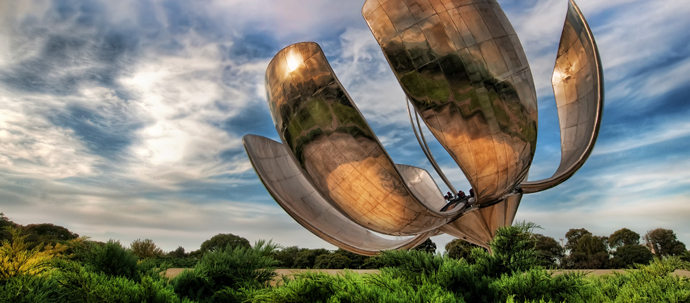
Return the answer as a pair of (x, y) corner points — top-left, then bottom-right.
(243, 134), (432, 256)
(521, 0), (604, 193)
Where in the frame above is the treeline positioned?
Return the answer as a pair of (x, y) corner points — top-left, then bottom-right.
(1, 214), (689, 302)
(447, 226), (690, 269)
(2, 213), (688, 270)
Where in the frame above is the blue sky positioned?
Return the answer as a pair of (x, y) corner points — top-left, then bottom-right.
(1, 0), (688, 253)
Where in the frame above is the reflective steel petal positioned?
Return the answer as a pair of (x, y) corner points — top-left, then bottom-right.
(363, 0), (538, 205)
(244, 135), (433, 256)
(440, 193), (522, 249)
(521, 0), (604, 193)
(265, 42), (464, 236)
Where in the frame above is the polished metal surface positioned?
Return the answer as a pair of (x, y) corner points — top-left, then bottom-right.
(265, 42), (464, 237)
(245, 0), (604, 254)
(521, 0), (604, 193)
(441, 193), (522, 249)
(364, 0), (538, 205)
(244, 135), (433, 256)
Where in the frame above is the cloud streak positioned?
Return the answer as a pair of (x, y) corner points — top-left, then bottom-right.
(0, 0), (688, 252)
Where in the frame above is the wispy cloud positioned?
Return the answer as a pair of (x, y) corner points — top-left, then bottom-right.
(0, 0), (688, 252)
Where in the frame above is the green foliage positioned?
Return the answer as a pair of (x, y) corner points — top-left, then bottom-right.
(644, 228), (687, 257)
(445, 238), (484, 262)
(1, 218), (688, 302)
(0, 226), (68, 280)
(130, 238), (164, 259)
(564, 228), (591, 252)
(581, 257), (690, 302)
(412, 238), (437, 254)
(146, 256), (199, 269)
(314, 253), (351, 269)
(682, 251), (690, 263)
(51, 259), (193, 303)
(474, 222), (542, 277)
(608, 228), (640, 249)
(0, 275), (62, 302)
(532, 234), (564, 267)
(610, 244), (653, 268)
(491, 269), (588, 302)
(82, 240), (139, 280)
(168, 246), (189, 258)
(171, 240), (279, 302)
(293, 248), (329, 269)
(250, 270), (462, 303)
(563, 230), (610, 269)
(24, 223), (79, 241)
(273, 246), (300, 268)
(199, 233), (251, 254)
(333, 249), (371, 269)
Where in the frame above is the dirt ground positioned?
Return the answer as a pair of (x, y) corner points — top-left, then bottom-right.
(163, 269), (690, 286)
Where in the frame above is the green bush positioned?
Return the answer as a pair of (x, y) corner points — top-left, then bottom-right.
(51, 259), (193, 303)
(171, 240), (279, 302)
(0, 275), (62, 303)
(251, 270), (462, 303)
(146, 257), (199, 269)
(580, 257), (690, 302)
(82, 240), (139, 280)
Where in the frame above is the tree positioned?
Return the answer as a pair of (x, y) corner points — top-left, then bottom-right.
(130, 238), (164, 259)
(293, 248), (330, 269)
(168, 246), (188, 258)
(532, 234), (564, 267)
(0, 213), (15, 242)
(0, 213), (13, 228)
(564, 228), (591, 252)
(445, 239), (485, 261)
(23, 223), (79, 241)
(563, 233), (610, 269)
(333, 248), (369, 269)
(610, 244), (653, 268)
(644, 228), (687, 257)
(273, 246), (300, 268)
(199, 233), (251, 253)
(609, 228), (640, 249)
(413, 238), (437, 254)
(314, 253), (351, 269)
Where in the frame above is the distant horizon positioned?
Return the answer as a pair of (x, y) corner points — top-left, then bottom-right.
(1, 0), (689, 254)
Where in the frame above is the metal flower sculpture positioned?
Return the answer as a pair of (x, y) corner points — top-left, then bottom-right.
(244, 0), (603, 255)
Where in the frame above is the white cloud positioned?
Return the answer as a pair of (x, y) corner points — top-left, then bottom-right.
(594, 119), (690, 156)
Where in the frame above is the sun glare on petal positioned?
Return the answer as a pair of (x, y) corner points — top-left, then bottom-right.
(286, 50), (303, 72)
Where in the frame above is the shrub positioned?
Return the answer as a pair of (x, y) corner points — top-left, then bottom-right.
(0, 275), (62, 303)
(445, 238), (485, 262)
(199, 233), (250, 254)
(146, 256), (198, 269)
(581, 257), (690, 302)
(82, 240), (139, 280)
(251, 270), (462, 303)
(172, 240), (279, 302)
(0, 227), (68, 280)
(51, 259), (193, 303)
(130, 238), (164, 259)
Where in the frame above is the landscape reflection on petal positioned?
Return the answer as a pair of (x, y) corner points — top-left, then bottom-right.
(245, 0), (604, 254)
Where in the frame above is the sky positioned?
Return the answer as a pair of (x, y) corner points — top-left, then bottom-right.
(1, 0), (689, 254)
